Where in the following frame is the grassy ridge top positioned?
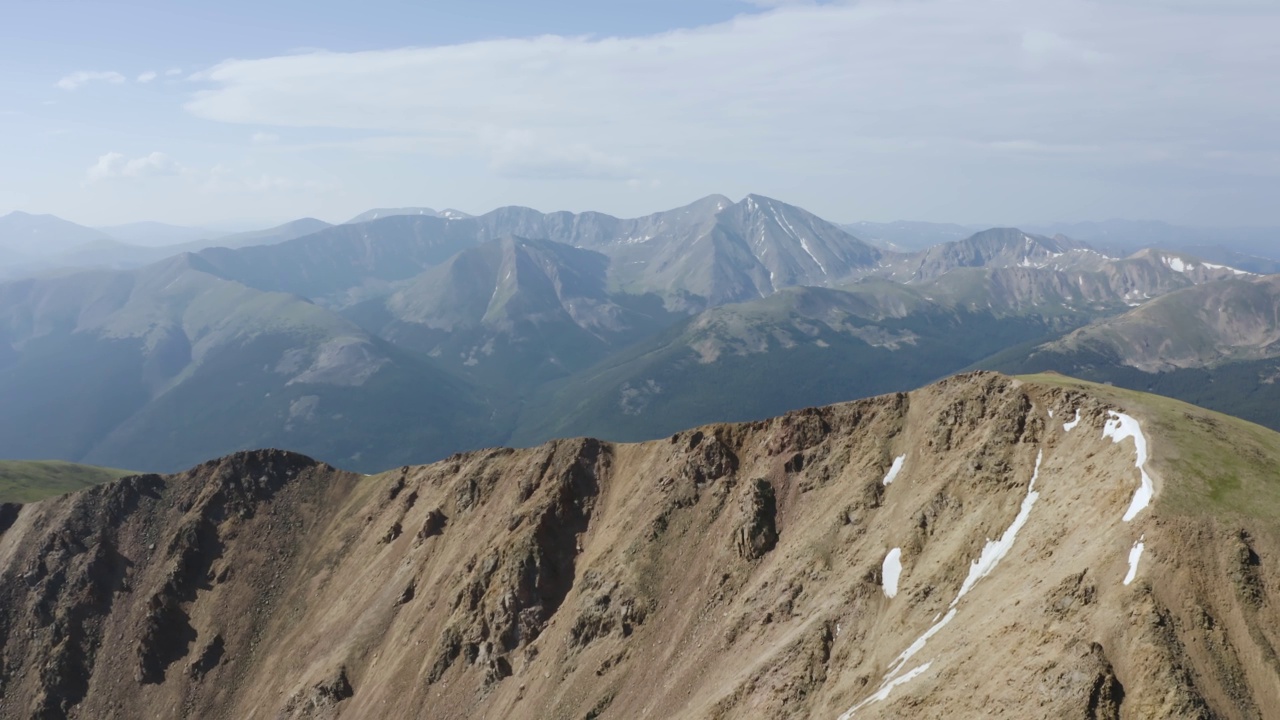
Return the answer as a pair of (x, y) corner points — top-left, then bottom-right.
(1020, 372), (1280, 528)
(0, 460), (133, 503)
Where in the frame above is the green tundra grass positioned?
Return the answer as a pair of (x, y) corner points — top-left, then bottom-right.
(1019, 372), (1280, 529)
(0, 460), (133, 504)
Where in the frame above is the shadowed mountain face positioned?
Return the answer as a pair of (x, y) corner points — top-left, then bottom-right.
(0, 254), (498, 473)
(510, 283), (1073, 446)
(361, 236), (678, 385)
(2, 373), (1279, 718)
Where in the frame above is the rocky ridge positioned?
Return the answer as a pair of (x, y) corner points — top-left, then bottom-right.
(1, 373), (1279, 718)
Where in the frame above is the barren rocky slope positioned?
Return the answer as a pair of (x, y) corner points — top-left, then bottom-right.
(2, 372), (1280, 719)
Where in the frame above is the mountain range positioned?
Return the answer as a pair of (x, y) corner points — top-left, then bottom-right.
(0, 193), (1276, 475)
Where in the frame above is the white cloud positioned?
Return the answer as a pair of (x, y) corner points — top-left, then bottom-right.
(251, 131), (279, 144)
(83, 151), (335, 199)
(85, 151), (183, 182)
(56, 70), (126, 91)
(182, 0), (1280, 187)
(137, 71), (158, 83)
(165, 67), (183, 77)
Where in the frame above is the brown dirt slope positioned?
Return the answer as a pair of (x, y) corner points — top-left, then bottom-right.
(2, 372), (1280, 719)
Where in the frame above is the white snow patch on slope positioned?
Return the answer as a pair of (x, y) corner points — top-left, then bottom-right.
(840, 450), (1044, 717)
(1102, 411), (1154, 521)
(1048, 409), (1054, 419)
(1124, 536), (1145, 585)
(953, 450), (1043, 605)
(882, 455), (906, 485)
(837, 663), (932, 719)
(799, 237), (828, 275)
(883, 548), (903, 598)
(1063, 410), (1081, 432)
(1165, 256), (1189, 273)
(1202, 261), (1253, 276)
(883, 608), (955, 683)
(772, 206), (829, 276)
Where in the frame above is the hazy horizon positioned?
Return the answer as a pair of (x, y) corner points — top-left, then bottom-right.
(8, 196), (1280, 239)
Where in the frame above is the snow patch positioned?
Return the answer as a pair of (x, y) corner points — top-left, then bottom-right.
(885, 609), (956, 681)
(953, 450), (1043, 605)
(883, 548), (903, 598)
(841, 450), (1044, 717)
(1201, 261), (1253, 276)
(1063, 410), (1081, 432)
(1124, 536), (1145, 585)
(838, 663), (932, 719)
(799, 237), (828, 275)
(1102, 411), (1154, 521)
(769, 206), (829, 275)
(882, 455), (906, 485)
(1164, 256), (1190, 273)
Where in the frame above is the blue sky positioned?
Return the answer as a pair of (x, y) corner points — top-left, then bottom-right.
(2, 0), (1278, 228)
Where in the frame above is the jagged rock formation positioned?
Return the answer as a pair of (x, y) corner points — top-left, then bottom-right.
(2, 373), (1280, 718)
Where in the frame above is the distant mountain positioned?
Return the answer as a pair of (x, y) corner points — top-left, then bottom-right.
(510, 282), (1074, 446)
(96, 221), (226, 247)
(192, 217), (332, 250)
(195, 215), (483, 304)
(0, 217), (335, 279)
(207, 194), (884, 312)
(41, 238), (172, 271)
(840, 220), (979, 252)
(0, 255), (499, 472)
(467, 193), (884, 308)
(873, 229), (1254, 312)
(0, 211), (111, 258)
(1165, 245), (1280, 275)
(997, 274), (1280, 373)
(345, 207), (471, 223)
(597, 194), (884, 308)
(879, 228), (1104, 282)
(980, 273), (1280, 434)
(1025, 219), (1280, 262)
(353, 236), (679, 387)
(507, 229), (1266, 447)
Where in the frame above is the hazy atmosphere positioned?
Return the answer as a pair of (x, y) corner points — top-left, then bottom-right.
(3, 0), (1277, 227)
(8, 2), (1280, 718)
